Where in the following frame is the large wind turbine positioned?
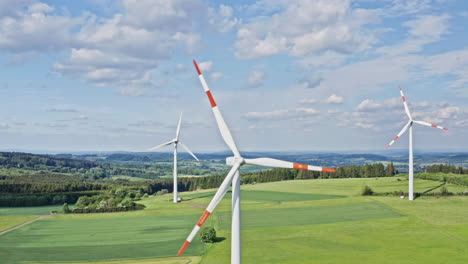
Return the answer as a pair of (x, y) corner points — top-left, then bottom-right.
(149, 113), (199, 203)
(177, 60), (336, 263)
(386, 86), (448, 200)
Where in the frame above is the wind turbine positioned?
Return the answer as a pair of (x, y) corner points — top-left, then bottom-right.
(149, 113), (199, 203)
(177, 60), (336, 263)
(386, 86), (448, 200)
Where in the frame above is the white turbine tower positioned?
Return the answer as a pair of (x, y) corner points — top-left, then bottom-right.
(386, 86), (448, 200)
(149, 113), (199, 203)
(177, 60), (336, 263)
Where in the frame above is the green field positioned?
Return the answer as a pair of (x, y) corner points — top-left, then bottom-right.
(0, 215), (37, 232)
(0, 205), (70, 216)
(0, 177), (468, 264)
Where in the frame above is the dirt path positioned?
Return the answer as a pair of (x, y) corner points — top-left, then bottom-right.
(0, 215), (53, 236)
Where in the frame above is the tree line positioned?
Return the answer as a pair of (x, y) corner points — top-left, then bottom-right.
(426, 164), (468, 174)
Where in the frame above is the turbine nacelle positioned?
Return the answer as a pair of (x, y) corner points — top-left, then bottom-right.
(226, 156), (244, 166)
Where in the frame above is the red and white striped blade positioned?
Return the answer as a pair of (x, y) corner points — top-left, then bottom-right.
(386, 121), (412, 149)
(244, 157), (336, 172)
(193, 60), (240, 157)
(399, 86), (412, 120)
(413, 120), (448, 130)
(177, 161), (242, 256)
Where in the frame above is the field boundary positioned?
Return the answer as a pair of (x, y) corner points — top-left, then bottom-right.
(0, 215), (52, 236)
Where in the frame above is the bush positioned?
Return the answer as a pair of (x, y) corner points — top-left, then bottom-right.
(200, 227), (216, 243)
(440, 186), (451, 196)
(361, 185), (374, 196)
(62, 203), (71, 213)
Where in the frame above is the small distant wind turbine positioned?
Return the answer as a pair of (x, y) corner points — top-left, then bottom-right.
(386, 86), (448, 200)
(177, 60), (336, 263)
(149, 113), (199, 203)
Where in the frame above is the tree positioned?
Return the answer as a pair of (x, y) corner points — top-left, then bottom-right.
(62, 203), (71, 213)
(361, 185), (374, 196)
(386, 162), (395, 177)
(200, 227), (217, 243)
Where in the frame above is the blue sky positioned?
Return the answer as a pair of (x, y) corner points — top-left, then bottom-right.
(0, 0), (467, 153)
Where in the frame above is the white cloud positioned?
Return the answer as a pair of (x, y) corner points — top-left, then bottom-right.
(378, 15), (450, 56)
(300, 98), (318, 104)
(0, 0), (207, 92)
(246, 71), (267, 88)
(199, 61), (213, 72)
(245, 107), (319, 120)
(0, 2), (79, 55)
(211, 72), (223, 81)
(299, 75), (322, 89)
(208, 4), (240, 32)
(326, 94), (344, 104)
(355, 122), (375, 129)
(235, 0), (378, 59)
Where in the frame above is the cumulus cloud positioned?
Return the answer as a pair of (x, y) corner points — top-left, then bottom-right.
(0, 2), (80, 56)
(208, 4), (240, 32)
(235, 0), (378, 59)
(0, 0), (207, 93)
(246, 71), (267, 88)
(326, 94), (344, 104)
(199, 61), (213, 72)
(245, 107), (319, 120)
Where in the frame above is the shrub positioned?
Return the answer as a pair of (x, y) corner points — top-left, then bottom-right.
(440, 186), (451, 196)
(62, 203), (71, 213)
(361, 185), (374, 196)
(200, 227), (216, 243)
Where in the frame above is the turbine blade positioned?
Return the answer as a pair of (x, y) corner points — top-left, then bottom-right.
(149, 140), (174, 151)
(413, 120), (448, 131)
(386, 121), (412, 149)
(177, 162), (242, 256)
(179, 142), (199, 161)
(176, 112), (183, 140)
(399, 86), (412, 120)
(244, 157), (336, 173)
(193, 60), (240, 157)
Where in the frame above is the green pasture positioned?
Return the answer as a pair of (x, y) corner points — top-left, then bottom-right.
(1, 177), (468, 264)
(0, 215), (37, 232)
(181, 190), (344, 202)
(0, 205), (69, 216)
(0, 213), (204, 263)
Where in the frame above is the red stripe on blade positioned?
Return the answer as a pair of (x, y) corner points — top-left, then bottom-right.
(443, 128), (448, 130)
(402, 97), (406, 102)
(193, 60), (201, 75)
(177, 240), (190, 256)
(197, 210), (211, 227)
(206, 91), (217, 107)
(431, 124), (437, 128)
(293, 163), (308, 170)
(393, 136), (399, 141)
(322, 168), (336, 173)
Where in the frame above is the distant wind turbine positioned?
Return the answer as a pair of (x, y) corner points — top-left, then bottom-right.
(386, 86), (448, 200)
(149, 113), (199, 203)
(176, 60), (336, 263)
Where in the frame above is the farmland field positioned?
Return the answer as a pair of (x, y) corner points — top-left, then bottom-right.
(0, 177), (467, 264)
(0, 205), (69, 216)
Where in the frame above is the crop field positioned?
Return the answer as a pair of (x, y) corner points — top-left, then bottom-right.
(0, 177), (467, 264)
(0, 205), (69, 216)
(0, 215), (37, 232)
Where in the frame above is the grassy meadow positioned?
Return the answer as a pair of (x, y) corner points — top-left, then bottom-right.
(0, 176), (467, 263)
